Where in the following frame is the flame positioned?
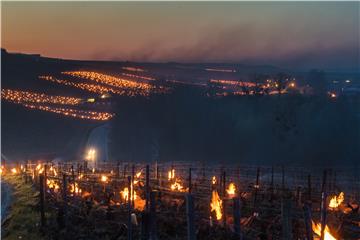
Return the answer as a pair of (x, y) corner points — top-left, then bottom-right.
(47, 179), (60, 192)
(120, 187), (145, 210)
(101, 175), (108, 183)
(168, 169), (175, 180)
(210, 190), (223, 220)
(11, 168), (17, 174)
(86, 149), (96, 161)
(92, 168), (95, 173)
(312, 221), (337, 240)
(170, 179), (186, 192)
(329, 192), (344, 209)
(36, 164), (42, 170)
(70, 182), (82, 194)
(36, 164), (44, 174)
(1, 88), (113, 121)
(50, 166), (57, 176)
(78, 174), (84, 180)
(121, 187), (137, 201)
(212, 176), (217, 185)
(226, 182), (236, 197)
(133, 171), (142, 184)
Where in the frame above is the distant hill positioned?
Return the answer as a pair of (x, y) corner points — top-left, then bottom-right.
(2, 50), (359, 166)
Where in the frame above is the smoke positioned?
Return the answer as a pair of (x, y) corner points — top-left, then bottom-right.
(92, 23), (358, 71)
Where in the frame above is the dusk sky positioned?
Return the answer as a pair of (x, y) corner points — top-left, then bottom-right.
(2, 1), (359, 71)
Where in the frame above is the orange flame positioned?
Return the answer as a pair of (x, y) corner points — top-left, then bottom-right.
(36, 164), (42, 170)
(168, 169), (175, 180)
(47, 179), (60, 192)
(36, 164), (44, 174)
(50, 166), (57, 176)
(11, 168), (17, 174)
(120, 187), (145, 210)
(329, 192), (344, 209)
(133, 171), (142, 184)
(226, 182), (236, 197)
(101, 175), (108, 183)
(210, 190), (223, 220)
(170, 179), (186, 192)
(70, 182), (82, 195)
(121, 187), (137, 201)
(212, 176), (217, 185)
(312, 221), (337, 240)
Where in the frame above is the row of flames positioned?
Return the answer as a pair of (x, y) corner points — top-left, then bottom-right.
(1, 88), (114, 121)
(2, 165), (349, 239)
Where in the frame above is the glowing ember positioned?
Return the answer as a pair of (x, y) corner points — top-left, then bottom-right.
(210, 190), (223, 220)
(212, 176), (217, 185)
(226, 182), (236, 197)
(312, 221), (337, 240)
(329, 192), (344, 209)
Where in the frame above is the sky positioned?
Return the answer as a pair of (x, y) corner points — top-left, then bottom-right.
(1, 1), (359, 71)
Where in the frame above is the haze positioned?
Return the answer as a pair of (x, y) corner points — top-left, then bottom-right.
(2, 1), (359, 71)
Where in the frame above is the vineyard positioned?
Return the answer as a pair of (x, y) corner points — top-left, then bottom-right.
(2, 161), (360, 240)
